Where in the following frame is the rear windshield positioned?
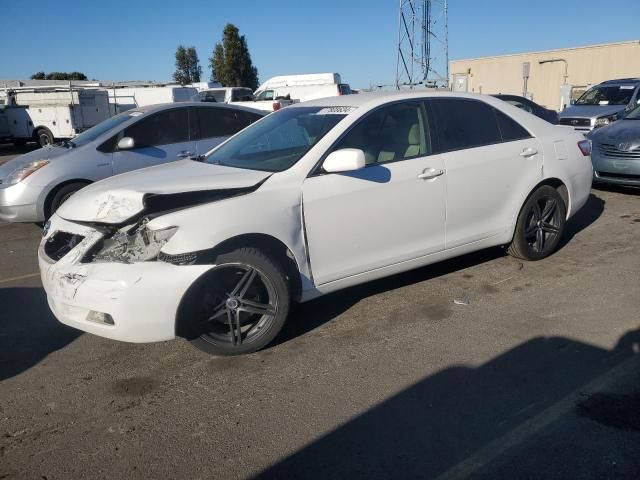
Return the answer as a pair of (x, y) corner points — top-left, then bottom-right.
(575, 85), (637, 106)
(205, 106), (350, 172)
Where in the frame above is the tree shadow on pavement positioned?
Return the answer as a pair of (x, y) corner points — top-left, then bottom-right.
(256, 329), (640, 480)
(0, 287), (80, 381)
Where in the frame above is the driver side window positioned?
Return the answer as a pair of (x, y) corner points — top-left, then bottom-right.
(332, 101), (430, 165)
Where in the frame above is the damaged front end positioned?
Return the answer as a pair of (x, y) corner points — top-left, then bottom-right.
(82, 219), (178, 264)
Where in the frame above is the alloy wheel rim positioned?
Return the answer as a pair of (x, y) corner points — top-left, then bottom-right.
(524, 196), (561, 253)
(198, 264), (278, 348)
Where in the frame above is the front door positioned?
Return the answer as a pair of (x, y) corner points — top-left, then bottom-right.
(302, 101), (446, 286)
(112, 107), (196, 175)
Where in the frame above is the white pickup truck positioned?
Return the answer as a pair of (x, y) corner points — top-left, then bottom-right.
(199, 87), (295, 112)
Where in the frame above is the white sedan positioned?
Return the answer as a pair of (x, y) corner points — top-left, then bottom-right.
(38, 91), (593, 356)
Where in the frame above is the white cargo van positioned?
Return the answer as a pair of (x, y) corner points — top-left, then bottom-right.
(253, 73), (351, 103)
(107, 86), (199, 115)
(0, 87), (110, 147)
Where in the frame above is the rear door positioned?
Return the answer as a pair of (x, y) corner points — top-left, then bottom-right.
(112, 107), (195, 175)
(193, 106), (261, 155)
(427, 98), (543, 248)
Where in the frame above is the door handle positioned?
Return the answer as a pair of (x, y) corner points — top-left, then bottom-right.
(520, 147), (538, 158)
(177, 150), (194, 159)
(417, 168), (445, 180)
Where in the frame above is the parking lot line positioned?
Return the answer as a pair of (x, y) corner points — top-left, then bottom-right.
(434, 353), (640, 480)
(0, 272), (41, 284)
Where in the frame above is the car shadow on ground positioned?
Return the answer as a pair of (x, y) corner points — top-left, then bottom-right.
(256, 329), (640, 480)
(557, 192), (605, 249)
(0, 287), (80, 381)
(279, 191), (605, 346)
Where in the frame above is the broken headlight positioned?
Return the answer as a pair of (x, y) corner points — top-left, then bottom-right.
(89, 223), (178, 264)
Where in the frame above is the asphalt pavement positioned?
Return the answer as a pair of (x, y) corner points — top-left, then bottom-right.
(1, 145), (639, 480)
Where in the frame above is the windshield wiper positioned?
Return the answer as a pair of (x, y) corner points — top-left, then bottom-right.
(60, 140), (76, 148)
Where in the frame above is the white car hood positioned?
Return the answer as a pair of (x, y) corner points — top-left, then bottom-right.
(56, 160), (272, 224)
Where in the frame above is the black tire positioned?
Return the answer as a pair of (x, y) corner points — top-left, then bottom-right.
(36, 128), (54, 147)
(47, 182), (88, 219)
(508, 185), (567, 261)
(188, 247), (290, 356)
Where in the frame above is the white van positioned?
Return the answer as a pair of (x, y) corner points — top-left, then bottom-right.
(254, 73), (351, 103)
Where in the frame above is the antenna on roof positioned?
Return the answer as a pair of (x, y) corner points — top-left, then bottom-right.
(395, 0), (449, 90)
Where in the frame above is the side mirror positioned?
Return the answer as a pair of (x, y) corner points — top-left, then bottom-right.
(322, 148), (366, 173)
(117, 136), (135, 150)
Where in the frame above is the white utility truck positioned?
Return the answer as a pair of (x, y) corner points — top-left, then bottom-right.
(0, 87), (110, 147)
(106, 85), (199, 115)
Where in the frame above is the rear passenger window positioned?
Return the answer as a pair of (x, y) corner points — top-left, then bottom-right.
(428, 99), (501, 152)
(123, 108), (189, 147)
(197, 107), (250, 139)
(494, 109), (531, 141)
(333, 101), (430, 165)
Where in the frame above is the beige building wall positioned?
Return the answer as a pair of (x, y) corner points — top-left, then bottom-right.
(449, 40), (640, 111)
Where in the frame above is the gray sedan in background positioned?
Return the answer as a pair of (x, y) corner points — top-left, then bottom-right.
(589, 104), (640, 187)
(0, 102), (264, 222)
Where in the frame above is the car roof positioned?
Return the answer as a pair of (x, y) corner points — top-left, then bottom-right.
(598, 78), (640, 86)
(132, 102), (264, 116)
(293, 90), (514, 110)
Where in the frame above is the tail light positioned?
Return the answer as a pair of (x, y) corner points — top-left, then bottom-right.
(577, 139), (591, 156)
(272, 102), (281, 111)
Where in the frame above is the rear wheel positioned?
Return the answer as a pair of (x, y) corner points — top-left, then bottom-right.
(188, 248), (290, 356)
(36, 128), (54, 147)
(508, 185), (566, 261)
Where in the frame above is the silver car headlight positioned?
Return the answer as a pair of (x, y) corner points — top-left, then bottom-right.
(91, 224), (178, 263)
(5, 160), (49, 185)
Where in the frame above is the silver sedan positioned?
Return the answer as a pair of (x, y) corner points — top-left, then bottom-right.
(0, 102), (263, 222)
(589, 104), (640, 187)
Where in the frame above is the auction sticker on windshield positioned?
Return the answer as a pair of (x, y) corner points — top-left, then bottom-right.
(316, 106), (357, 114)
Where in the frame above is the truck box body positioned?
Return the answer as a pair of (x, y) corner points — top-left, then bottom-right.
(107, 86), (198, 114)
(0, 88), (110, 142)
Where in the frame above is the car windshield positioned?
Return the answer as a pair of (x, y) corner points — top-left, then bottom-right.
(69, 112), (137, 147)
(205, 106), (350, 172)
(575, 85), (637, 106)
(624, 104), (640, 119)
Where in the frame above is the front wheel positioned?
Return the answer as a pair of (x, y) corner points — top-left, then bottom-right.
(188, 248), (290, 356)
(508, 185), (567, 261)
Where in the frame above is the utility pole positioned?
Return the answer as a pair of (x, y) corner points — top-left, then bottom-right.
(396, 0), (449, 89)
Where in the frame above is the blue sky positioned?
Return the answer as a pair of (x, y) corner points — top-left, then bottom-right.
(3, 0), (639, 88)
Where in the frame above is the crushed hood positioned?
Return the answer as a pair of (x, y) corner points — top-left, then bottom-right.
(56, 160), (272, 224)
(0, 145), (71, 180)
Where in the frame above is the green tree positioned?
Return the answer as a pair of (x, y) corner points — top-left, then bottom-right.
(209, 24), (259, 90)
(30, 71), (87, 80)
(173, 45), (201, 85)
